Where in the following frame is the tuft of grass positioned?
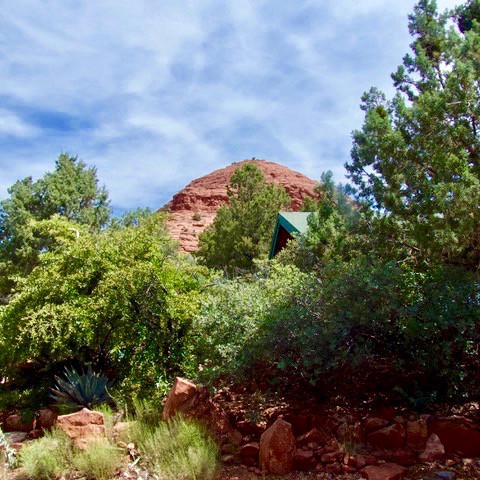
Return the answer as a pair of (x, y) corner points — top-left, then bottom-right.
(19, 428), (72, 480)
(94, 404), (115, 441)
(131, 398), (162, 427)
(135, 415), (219, 480)
(73, 438), (123, 480)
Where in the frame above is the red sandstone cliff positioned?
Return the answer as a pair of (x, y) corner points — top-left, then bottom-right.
(162, 159), (318, 252)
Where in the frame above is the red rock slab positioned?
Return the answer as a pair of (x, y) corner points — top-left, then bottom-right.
(364, 416), (390, 432)
(294, 449), (316, 471)
(56, 408), (105, 449)
(368, 423), (406, 450)
(297, 427), (330, 447)
(4, 414), (34, 433)
(259, 417), (296, 474)
(361, 463), (406, 480)
(406, 418), (428, 450)
(162, 376), (198, 421)
(430, 418), (480, 457)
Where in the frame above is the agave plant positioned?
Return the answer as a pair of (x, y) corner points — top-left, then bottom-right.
(50, 366), (114, 410)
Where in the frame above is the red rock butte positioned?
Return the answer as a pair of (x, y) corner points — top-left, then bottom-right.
(162, 159), (318, 252)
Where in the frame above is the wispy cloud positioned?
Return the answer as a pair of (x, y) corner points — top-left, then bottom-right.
(0, 0), (461, 210)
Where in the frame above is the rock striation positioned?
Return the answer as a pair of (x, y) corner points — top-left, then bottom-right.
(162, 159), (318, 252)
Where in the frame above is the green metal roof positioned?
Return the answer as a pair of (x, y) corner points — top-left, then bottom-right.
(269, 212), (312, 258)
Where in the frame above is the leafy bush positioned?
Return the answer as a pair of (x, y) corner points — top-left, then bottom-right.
(51, 366), (114, 411)
(188, 260), (317, 380)
(131, 415), (218, 480)
(0, 214), (213, 406)
(73, 439), (123, 480)
(19, 428), (72, 480)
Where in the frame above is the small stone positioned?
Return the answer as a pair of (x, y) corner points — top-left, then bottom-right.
(361, 463), (406, 480)
(221, 454), (235, 464)
(419, 434), (445, 463)
(294, 449), (315, 471)
(326, 462), (342, 474)
(297, 427), (330, 447)
(364, 416), (389, 432)
(435, 472), (456, 480)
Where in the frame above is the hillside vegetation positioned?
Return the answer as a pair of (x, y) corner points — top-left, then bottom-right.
(1, 0), (480, 420)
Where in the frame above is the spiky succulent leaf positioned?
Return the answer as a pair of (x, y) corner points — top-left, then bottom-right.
(50, 366), (114, 410)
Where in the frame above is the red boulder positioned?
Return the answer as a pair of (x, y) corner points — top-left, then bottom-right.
(240, 442), (259, 467)
(56, 408), (105, 449)
(419, 434), (445, 463)
(430, 418), (480, 457)
(162, 377), (198, 421)
(4, 414), (33, 433)
(368, 423), (405, 450)
(259, 418), (296, 474)
(406, 418), (428, 450)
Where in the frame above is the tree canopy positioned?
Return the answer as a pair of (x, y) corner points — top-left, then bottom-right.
(0, 153), (110, 298)
(347, 0), (480, 269)
(197, 163), (290, 272)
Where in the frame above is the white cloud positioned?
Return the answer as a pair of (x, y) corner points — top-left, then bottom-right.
(0, 110), (39, 138)
(0, 0), (468, 210)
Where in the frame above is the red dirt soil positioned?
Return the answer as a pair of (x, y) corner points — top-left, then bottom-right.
(162, 159), (318, 252)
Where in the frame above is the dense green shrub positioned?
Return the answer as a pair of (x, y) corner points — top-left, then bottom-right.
(0, 214), (212, 408)
(188, 260), (318, 380)
(190, 253), (479, 404)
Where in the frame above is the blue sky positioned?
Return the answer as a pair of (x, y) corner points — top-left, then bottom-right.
(0, 0), (460, 212)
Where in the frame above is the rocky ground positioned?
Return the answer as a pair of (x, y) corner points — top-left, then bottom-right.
(3, 379), (480, 480)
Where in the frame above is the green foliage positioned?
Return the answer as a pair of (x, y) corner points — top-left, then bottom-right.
(129, 414), (218, 480)
(348, 0), (480, 269)
(50, 366), (114, 411)
(131, 398), (163, 427)
(282, 171), (360, 269)
(0, 153), (110, 298)
(189, 260), (317, 380)
(0, 213), (212, 404)
(73, 439), (123, 480)
(197, 163), (290, 272)
(19, 428), (72, 480)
